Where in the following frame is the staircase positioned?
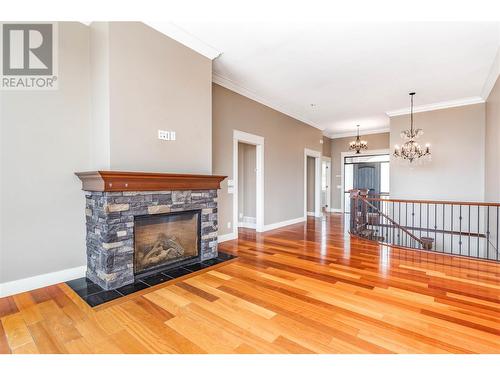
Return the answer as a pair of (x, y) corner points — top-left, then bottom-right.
(349, 189), (499, 262)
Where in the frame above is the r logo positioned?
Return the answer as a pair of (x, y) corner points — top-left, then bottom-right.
(2, 23), (53, 75)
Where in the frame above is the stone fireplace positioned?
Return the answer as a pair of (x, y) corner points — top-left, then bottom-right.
(75, 171), (226, 290)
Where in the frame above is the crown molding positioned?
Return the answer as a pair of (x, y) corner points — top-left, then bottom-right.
(386, 96), (485, 117)
(325, 127), (390, 139)
(212, 73), (323, 130)
(481, 46), (500, 100)
(145, 22), (221, 60)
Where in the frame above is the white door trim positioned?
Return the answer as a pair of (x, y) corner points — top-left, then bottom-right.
(340, 148), (390, 213)
(321, 156), (332, 212)
(233, 130), (265, 238)
(304, 148), (322, 218)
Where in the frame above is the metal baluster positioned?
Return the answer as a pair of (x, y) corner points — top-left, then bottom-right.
(497, 206), (499, 261)
(477, 205), (480, 259)
(442, 204), (445, 253)
(487, 206), (490, 260)
(468, 205), (471, 257)
(398, 202), (401, 245)
(406, 203), (408, 248)
(412, 203), (415, 248)
(419, 203), (422, 249)
(427, 203), (429, 237)
(434, 204), (437, 251)
(393, 201), (395, 245)
(459, 205), (462, 256)
(451, 204), (454, 254)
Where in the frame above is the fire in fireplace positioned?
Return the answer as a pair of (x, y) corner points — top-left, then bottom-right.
(134, 210), (201, 276)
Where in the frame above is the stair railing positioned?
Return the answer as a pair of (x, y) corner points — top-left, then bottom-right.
(348, 189), (500, 262)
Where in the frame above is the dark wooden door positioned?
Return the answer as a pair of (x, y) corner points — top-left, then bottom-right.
(353, 163), (381, 196)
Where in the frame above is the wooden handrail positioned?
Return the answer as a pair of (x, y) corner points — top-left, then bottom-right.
(359, 196), (424, 246)
(363, 197), (500, 207)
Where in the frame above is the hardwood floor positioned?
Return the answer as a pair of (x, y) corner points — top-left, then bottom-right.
(1, 213), (499, 354)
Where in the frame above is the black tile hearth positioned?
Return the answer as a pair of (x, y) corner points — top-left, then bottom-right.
(116, 281), (149, 296)
(183, 262), (211, 272)
(163, 267), (193, 279)
(201, 258), (223, 266)
(85, 290), (122, 307)
(66, 277), (104, 298)
(140, 273), (173, 286)
(66, 252), (237, 307)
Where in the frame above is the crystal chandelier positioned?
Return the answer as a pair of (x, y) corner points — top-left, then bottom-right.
(349, 125), (368, 154)
(393, 92), (431, 163)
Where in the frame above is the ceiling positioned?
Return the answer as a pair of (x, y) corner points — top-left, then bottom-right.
(149, 21), (500, 137)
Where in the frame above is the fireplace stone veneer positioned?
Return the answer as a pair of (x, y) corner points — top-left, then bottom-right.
(84, 189), (219, 289)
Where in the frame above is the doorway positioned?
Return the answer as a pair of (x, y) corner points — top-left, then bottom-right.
(304, 148), (321, 218)
(233, 130), (264, 237)
(341, 151), (390, 213)
(321, 157), (331, 213)
(237, 142), (257, 229)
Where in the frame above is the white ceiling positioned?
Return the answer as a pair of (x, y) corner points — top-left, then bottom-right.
(149, 21), (500, 137)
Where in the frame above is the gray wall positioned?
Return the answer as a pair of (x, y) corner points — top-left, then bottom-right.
(107, 22), (212, 173)
(485, 75), (500, 202)
(212, 83), (323, 235)
(1, 23), (91, 283)
(307, 156), (315, 212)
(329, 133), (390, 210)
(238, 142), (256, 219)
(390, 104), (485, 201)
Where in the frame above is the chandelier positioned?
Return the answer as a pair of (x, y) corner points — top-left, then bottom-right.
(393, 92), (431, 163)
(349, 125), (368, 154)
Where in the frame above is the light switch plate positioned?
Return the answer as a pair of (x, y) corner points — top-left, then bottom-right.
(158, 130), (170, 141)
(170, 131), (176, 140)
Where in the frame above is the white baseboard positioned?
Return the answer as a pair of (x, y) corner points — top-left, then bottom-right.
(239, 216), (256, 229)
(238, 222), (256, 229)
(307, 211), (315, 216)
(328, 208), (343, 213)
(218, 232), (237, 243)
(0, 265), (86, 298)
(263, 216), (306, 232)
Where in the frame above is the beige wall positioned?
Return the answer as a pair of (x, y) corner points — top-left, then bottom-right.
(322, 136), (331, 157)
(329, 133), (390, 210)
(306, 156), (316, 212)
(0, 22), (213, 286)
(212, 84), (323, 235)
(390, 104), (485, 201)
(485, 76), (500, 202)
(89, 22), (111, 169)
(1, 23), (91, 283)
(107, 22), (212, 173)
(238, 142), (256, 219)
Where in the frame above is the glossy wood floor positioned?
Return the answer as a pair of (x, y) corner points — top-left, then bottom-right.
(1, 214), (499, 354)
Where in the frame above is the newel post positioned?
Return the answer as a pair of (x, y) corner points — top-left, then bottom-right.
(358, 189), (369, 229)
(349, 189), (360, 233)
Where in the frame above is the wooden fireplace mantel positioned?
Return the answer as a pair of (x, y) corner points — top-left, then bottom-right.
(75, 171), (227, 192)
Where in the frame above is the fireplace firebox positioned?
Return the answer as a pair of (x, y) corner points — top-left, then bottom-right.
(134, 210), (201, 277)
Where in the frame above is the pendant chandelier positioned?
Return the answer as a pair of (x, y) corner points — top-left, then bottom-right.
(349, 125), (368, 154)
(393, 92), (431, 163)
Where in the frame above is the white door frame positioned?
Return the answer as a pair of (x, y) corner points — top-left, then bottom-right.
(340, 148), (390, 213)
(321, 156), (332, 212)
(304, 148), (322, 218)
(233, 130), (265, 237)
